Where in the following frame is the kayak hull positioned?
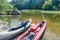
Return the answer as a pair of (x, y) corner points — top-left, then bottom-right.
(0, 19), (32, 40)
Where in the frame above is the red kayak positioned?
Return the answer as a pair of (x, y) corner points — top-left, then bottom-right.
(16, 20), (46, 40)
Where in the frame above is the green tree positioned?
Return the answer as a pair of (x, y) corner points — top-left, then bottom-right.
(42, 0), (53, 10)
(58, 0), (60, 10)
(0, 0), (13, 14)
(42, 0), (59, 10)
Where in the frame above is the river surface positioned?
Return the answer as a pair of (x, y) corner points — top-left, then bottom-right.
(0, 15), (60, 40)
(42, 29), (60, 40)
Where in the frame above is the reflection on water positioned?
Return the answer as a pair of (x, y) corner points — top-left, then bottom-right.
(9, 19), (21, 28)
(21, 14), (60, 35)
(0, 15), (21, 31)
(21, 14), (60, 40)
(0, 14), (60, 40)
(42, 29), (60, 40)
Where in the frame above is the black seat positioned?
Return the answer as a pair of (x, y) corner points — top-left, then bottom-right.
(40, 21), (45, 28)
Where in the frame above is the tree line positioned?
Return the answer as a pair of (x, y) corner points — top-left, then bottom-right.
(0, 0), (60, 12)
(11, 0), (60, 10)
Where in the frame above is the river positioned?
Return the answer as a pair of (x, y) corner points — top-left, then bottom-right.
(0, 14), (60, 40)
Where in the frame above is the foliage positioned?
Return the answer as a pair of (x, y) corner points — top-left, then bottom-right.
(42, 0), (59, 10)
(0, 0), (13, 14)
(11, 0), (45, 10)
(11, 0), (60, 10)
(42, 0), (52, 10)
(0, 0), (60, 12)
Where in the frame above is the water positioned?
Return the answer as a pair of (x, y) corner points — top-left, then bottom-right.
(42, 29), (60, 40)
(21, 14), (60, 40)
(0, 14), (60, 40)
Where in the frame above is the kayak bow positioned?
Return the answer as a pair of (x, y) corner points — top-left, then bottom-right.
(0, 19), (32, 40)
